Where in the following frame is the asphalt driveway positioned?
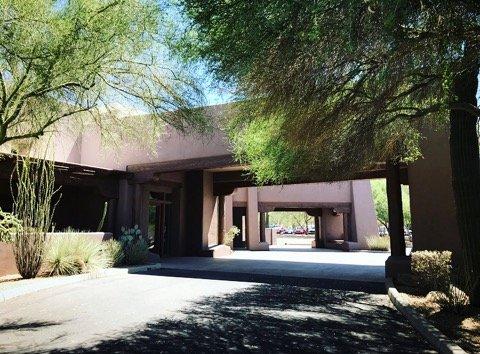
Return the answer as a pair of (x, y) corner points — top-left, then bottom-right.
(0, 270), (435, 353)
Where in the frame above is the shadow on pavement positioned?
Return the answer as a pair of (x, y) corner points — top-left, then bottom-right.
(140, 268), (387, 294)
(49, 283), (433, 354)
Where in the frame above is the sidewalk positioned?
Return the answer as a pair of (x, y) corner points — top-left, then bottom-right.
(0, 263), (162, 302)
(158, 247), (388, 284)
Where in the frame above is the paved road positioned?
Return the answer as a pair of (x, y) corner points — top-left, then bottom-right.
(0, 270), (435, 353)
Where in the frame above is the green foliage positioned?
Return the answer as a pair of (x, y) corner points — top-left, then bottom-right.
(13, 156), (59, 279)
(123, 239), (149, 266)
(0, 0), (205, 148)
(268, 212), (313, 229)
(371, 180), (411, 229)
(411, 251), (452, 293)
(365, 235), (390, 251)
(223, 226), (240, 247)
(44, 235), (112, 276)
(119, 225), (149, 265)
(0, 208), (22, 243)
(102, 239), (125, 267)
(119, 225), (143, 245)
(178, 0), (478, 183)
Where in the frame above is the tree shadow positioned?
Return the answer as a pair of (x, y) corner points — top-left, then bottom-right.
(49, 284), (433, 353)
(0, 320), (61, 332)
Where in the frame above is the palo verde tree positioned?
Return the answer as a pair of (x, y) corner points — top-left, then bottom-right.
(179, 1), (480, 304)
(0, 0), (204, 147)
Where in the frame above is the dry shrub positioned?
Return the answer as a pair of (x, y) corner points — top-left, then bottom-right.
(411, 250), (452, 293)
(223, 226), (240, 247)
(366, 235), (390, 251)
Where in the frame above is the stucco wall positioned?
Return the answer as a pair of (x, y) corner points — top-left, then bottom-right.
(351, 180), (379, 248)
(323, 211), (344, 241)
(255, 182), (351, 203)
(202, 171), (218, 248)
(408, 126), (462, 257)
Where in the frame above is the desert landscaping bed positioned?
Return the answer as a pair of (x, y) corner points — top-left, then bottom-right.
(397, 288), (480, 353)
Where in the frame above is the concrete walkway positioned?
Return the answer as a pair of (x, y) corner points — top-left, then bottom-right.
(0, 271), (434, 353)
(159, 247), (389, 284)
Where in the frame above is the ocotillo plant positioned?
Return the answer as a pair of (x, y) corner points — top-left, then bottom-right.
(12, 157), (59, 278)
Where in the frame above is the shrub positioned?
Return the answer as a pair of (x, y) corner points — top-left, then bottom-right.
(366, 235), (390, 251)
(123, 239), (149, 265)
(119, 225), (149, 265)
(13, 157), (59, 279)
(223, 226), (240, 247)
(436, 285), (470, 313)
(0, 209), (22, 244)
(411, 250), (452, 293)
(44, 235), (112, 276)
(102, 239), (124, 267)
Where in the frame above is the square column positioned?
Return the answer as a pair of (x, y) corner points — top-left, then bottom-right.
(246, 187), (269, 251)
(385, 161), (410, 278)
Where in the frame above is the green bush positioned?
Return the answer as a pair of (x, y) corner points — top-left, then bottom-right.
(366, 235), (390, 251)
(411, 250), (452, 293)
(123, 239), (149, 265)
(119, 225), (149, 265)
(0, 209), (22, 244)
(223, 226), (240, 247)
(102, 239), (124, 267)
(44, 235), (112, 276)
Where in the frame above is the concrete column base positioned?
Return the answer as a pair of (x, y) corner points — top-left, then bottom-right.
(385, 255), (411, 279)
(249, 242), (270, 251)
(199, 244), (233, 258)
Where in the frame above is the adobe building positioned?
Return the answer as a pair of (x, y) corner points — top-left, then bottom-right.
(0, 103), (469, 277)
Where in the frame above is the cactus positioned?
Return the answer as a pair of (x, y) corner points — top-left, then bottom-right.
(119, 225), (143, 246)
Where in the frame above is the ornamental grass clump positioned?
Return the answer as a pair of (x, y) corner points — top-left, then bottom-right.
(102, 239), (124, 267)
(366, 235), (390, 251)
(44, 235), (112, 276)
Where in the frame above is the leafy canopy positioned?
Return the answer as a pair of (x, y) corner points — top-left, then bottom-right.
(179, 0), (480, 183)
(0, 0), (204, 147)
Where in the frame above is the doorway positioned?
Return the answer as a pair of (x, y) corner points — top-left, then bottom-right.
(148, 191), (173, 257)
(232, 207), (247, 249)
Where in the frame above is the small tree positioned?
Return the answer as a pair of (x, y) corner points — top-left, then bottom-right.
(0, 0), (204, 148)
(13, 156), (59, 278)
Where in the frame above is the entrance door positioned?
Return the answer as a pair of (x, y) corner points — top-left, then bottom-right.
(232, 207), (247, 249)
(148, 192), (173, 257)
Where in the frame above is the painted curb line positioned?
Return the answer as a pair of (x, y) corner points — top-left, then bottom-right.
(386, 278), (466, 354)
(0, 263), (163, 302)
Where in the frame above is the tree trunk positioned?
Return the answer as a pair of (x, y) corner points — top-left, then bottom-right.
(449, 57), (480, 306)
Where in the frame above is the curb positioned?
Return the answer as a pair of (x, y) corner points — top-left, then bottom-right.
(0, 263), (162, 302)
(386, 278), (466, 354)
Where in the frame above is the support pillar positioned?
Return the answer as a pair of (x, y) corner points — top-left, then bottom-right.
(314, 216), (321, 248)
(259, 212), (266, 243)
(342, 213), (350, 242)
(218, 195), (225, 245)
(320, 211), (328, 248)
(385, 161), (410, 278)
